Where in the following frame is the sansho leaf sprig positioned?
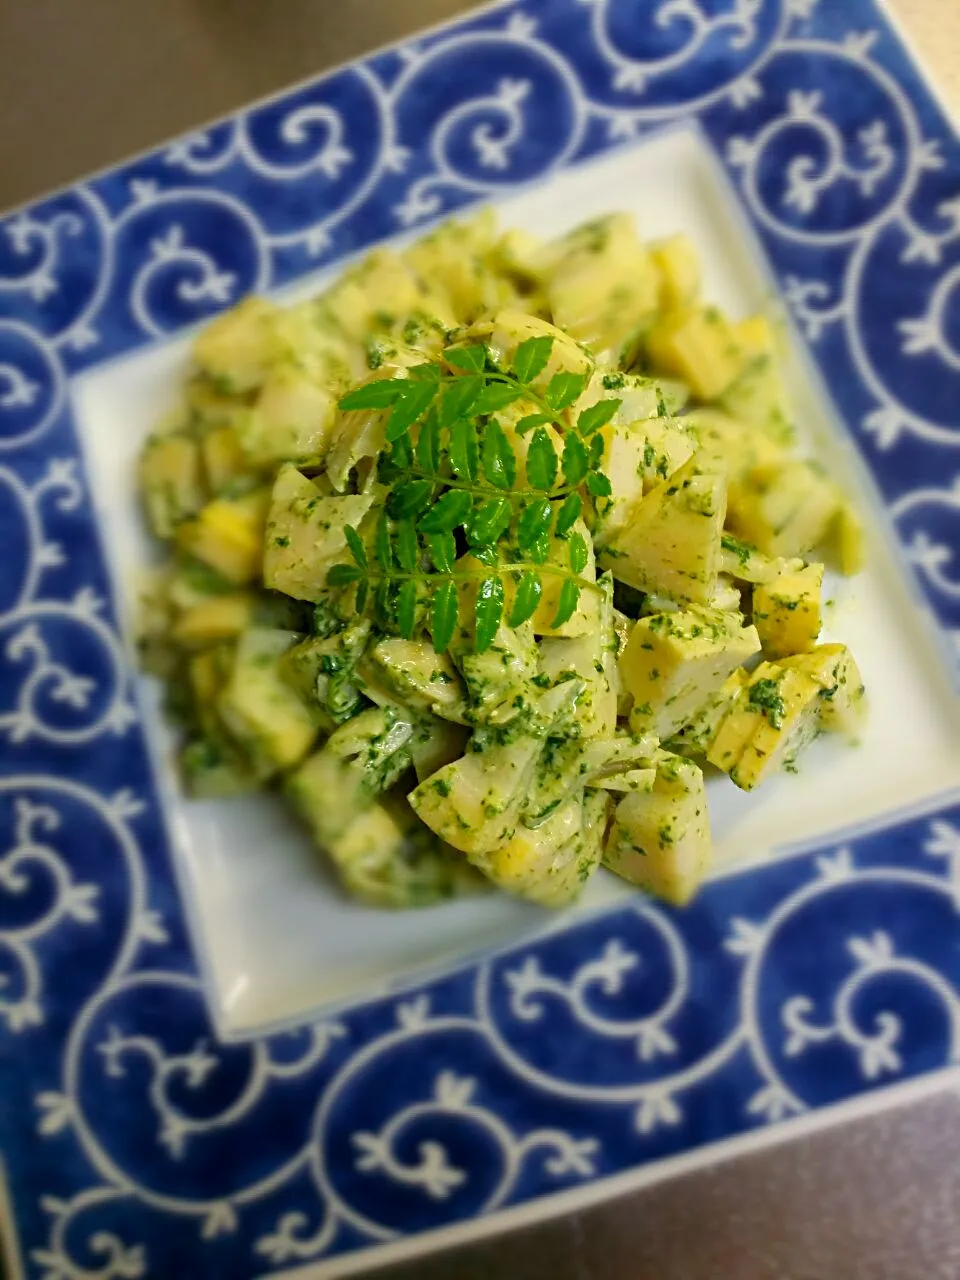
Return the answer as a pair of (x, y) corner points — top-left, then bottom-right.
(327, 335), (620, 654)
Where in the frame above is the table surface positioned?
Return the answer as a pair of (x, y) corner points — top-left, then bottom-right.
(1, 3), (959, 1278)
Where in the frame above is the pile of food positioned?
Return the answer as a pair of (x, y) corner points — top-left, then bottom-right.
(138, 210), (865, 910)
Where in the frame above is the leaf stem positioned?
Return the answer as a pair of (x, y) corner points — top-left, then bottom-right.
(435, 362), (573, 435)
(390, 462), (580, 502)
(352, 563), (603, 592)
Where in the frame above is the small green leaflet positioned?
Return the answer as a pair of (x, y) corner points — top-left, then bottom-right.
(385, 380), (438, 443)
(517, 498), (553, 549)
(327, 563), (362, 587)
(344, 525), (367, 569)
(514, 412), (552, 435)
(554, 492), (582, 538)
(431, 580), (459, 653)
(586, 471), (613, 498)
(551, 578), (581, 629)
(568, 531), (589, 575)
(577, 397), (621, 436)
(396, 580), (418, 639)
(528, 534), (551, 564)
(474, 382), (524, 416)
(544, 370), (587, 411)
(374, 512), (392, 570)
(407, 362), (442, 382)
(509, 571), (542, 627)
(418, 488), (472, 535)
(428, 531), (456, 573)
(481, 419), (516, 490)
(443, 344), (485, 373)
(589, 433), (605, 467)
(339, 379), (405, 411)
(439, 375), (483, 427)
(468, 497), (512, 546)
(561, 433), (589, 487)
(416, 413), (440, 473)
(395, 520), (419, 573)
(391, 432), (414, 468)
(526, 427), (559, 490)
(448, 417), (479, 482)
(471, 542), (499, 567)
(355, 579), (369, 612)
(512, 335), (553, 385)
(475, 575), (505, 653)
(389, 478), (433, 519)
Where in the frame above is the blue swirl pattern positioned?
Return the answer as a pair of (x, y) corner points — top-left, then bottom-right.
(1, 1), (959, 1276)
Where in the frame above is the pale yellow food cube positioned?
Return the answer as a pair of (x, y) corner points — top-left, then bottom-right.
(619, 606), (760, 739)
(732, 314), (776, 359)
(753, 562), (823, 657)
(326, 249), (425, 339)
(405, 213), (506, 325)
(637, 416), (699, 491)
(720, 355), (794, 446)
(369, 639), (465, 719)
(193, 296), (277, 393)
(237, 364), (339, 467)
(409, 719), (470, 783)
(538, 580), (618, 741)
(651, 233), (701, 311)
(485, 799), (583, 899)
(140, 433), (204, 539)
(707, 662), (822, 791)
(263, 465), (379, 602)
(601, 457), (727, 604)
(730, 667), (822, 791)
(603, 751), (711, 905)
(176, 489), (270, 584)
(667, 667), (751, 756)
(646, 306), (744, 401)
(718, 535), (803, 585)
(779, 643), (866, 735)
(200, 425), (247, 493)
(218, 628), (318, 772)
(543, 214), (661, 363)
(409, 733), (543, 858)
(728, 459), (841, 559)
(690, 408), (785, 485)
(186, 375), (243, 425)
(706, 690), (763, 775)
(173, 594), (254, 647)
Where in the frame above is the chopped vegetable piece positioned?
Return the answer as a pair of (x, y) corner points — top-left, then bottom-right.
(779, 644), (866, 735)
(603, 751), (711, 905)
(263, 465), (379, 602)
(600, 456), (727, 604)
(176, 489), (270, 584)
(707, 661), (823, 790)
(620, 605), (760, 739)
(218, 628), (319, 772)
(140, 433), (204, 538)
(753, 561), (823, 657)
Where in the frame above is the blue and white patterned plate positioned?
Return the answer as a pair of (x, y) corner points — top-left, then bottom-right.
(2, 1), (960, 1276)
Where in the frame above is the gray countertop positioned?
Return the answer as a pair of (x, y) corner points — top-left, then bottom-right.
(1, 3), (958, 1277)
